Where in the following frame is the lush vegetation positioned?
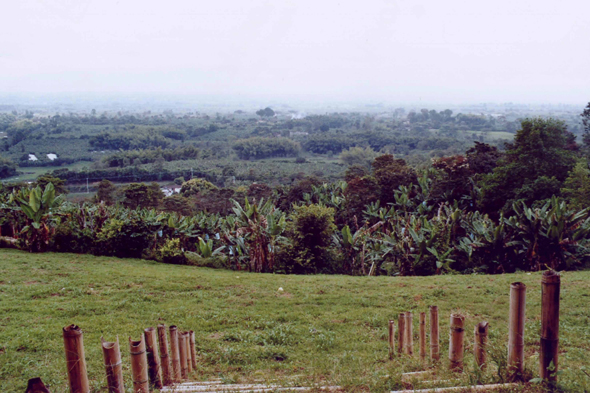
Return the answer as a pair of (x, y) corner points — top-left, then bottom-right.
(1, 250), (589, 392)
(2, 117), (590, 276)
(1, 105), (590, 277)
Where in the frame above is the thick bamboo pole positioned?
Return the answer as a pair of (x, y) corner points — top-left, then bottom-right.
(129, 336), (149, 393)
(404, 312), (414, 355)
(508, 282), (526, 380)
(397, 313), (405, 356)
(62, 324), (89, 393)
(429, 306), (440, 361)
(186, 332), (193, 374)
(101, 336), (124, 393)
(189, 330), (198, 370)
(419, 312), (426, 361)
(169, 325), (182, 383)
(540, 270), (560, 382)
(179, 332), (189, 380)
(448, 314), (465, 372)
(144, 327), (163, 388)
(388, 320), (395, 360)
(26, 377), (50, 393)
(157, 324), (173, 386)
(474, 322), (489, 370)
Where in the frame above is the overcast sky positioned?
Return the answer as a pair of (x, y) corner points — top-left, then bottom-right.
(1, 0), (589, 104)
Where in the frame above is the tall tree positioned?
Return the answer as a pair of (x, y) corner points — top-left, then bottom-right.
(479, 118), (576, 214)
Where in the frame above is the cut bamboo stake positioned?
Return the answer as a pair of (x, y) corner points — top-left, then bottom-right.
(419, 312), (426, 361)
(26, 377), (51, 393)
(186, 332), (193, 374)
(474, 322), (489, 371)
(189, 330), (198, 370)
(398, 313), (405, 356)
(62, 324), (89, 393)
(508, 282), (526, 381)
(179, 332), (189, 380)
(129, 336), (150, 393)
(429, 306), (440, 361)
(101, 336), (124, 393)
(169, 325), (182, 383)
(540, 270), (560, 382)
(158, 324), (173, 386)
(144, 327), (163, 388)
(448, 313), (465, 372)
(404, 312), (414, 355)
(388, 320), (395, 360)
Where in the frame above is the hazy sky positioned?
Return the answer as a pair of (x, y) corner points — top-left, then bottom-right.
(1, 0), (589, 104)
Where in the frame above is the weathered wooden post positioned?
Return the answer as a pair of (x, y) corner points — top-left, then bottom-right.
(189, 330), (198, 370)
(101, 336), (124, 393)
(129, 336), (149, 393)
(404, 312), (414, 355)
(398, 313), (405, 356)
(169, 325), (182, 382)
(429, 306), (440, 361)
(419, 312), (426, 361)
(144, 327), (163, 388)
(62, 325), (89, 393)
(508, 282), (526, 380)
(388, 320), (395, 360)
(540, 271), (560, 382)
(448, 314), (465, 372)
(474, 321), (489, 370)
(179, 332), (189, 379)
(157, 324), (172, 386)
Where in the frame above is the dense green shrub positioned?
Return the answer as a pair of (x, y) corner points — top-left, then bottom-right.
(279, 204), (336, 274)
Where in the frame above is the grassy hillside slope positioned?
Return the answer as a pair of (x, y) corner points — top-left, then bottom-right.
(0, 250), (589, 392)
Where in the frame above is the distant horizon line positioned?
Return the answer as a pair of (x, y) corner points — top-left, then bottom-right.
(0, 92), (586, 108)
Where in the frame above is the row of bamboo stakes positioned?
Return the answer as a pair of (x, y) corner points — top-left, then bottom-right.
(387, 271), (561, 383)
(63, 324), (198, 393)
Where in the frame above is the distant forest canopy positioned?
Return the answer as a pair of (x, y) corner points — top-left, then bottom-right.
(0, 104), (586, 187)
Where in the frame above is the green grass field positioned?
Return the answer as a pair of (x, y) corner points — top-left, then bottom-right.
(0, 250), (589, 392)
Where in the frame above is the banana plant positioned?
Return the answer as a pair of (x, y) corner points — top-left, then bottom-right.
(333, 221), (382, 275)
(10, 183), (64, 252)
(230, 198), (287, 272)
(196, 236), (225, 258)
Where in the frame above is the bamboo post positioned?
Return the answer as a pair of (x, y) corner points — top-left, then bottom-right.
(144, 327), (163, 388)
(448, 313), (465, 372)
(129, 336), (150, 393)
(26, 377), (51, 393)
(419, 312), (426, 361)
(508, 282), (526, 380)
(189, 330), (198, 370)
(474, 322), (489, 370)
(179, 332), (189, 380)
(388, 320), (395, 360)
(157, 324), (172, 386)
(429, 306), (440, 361)
(62, 325), (89, 393)
(186, 332), (193, 375)
(397, 313), (405, 356)
(404, 312), (414, 355)
(101, 336), (124, 393)
(169, 325), (182, 382)
(540, 271), (560, 382)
